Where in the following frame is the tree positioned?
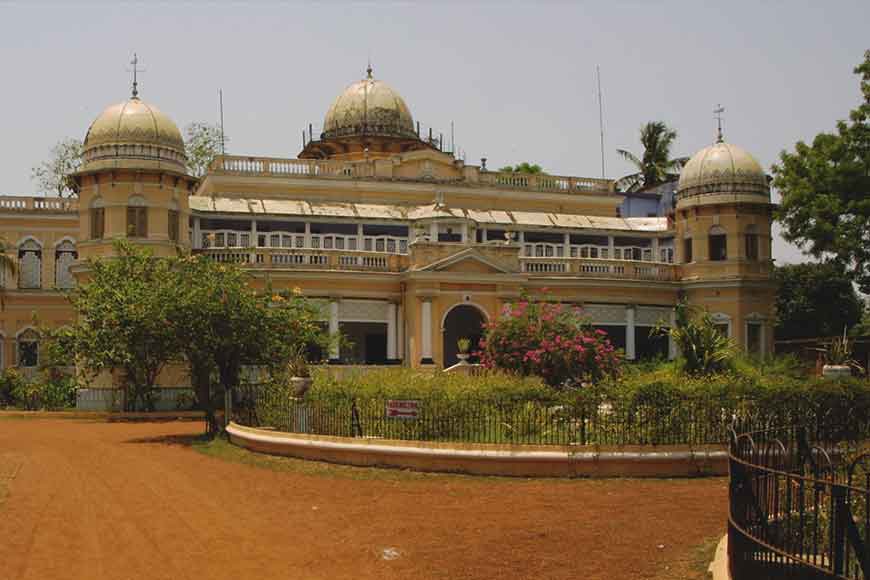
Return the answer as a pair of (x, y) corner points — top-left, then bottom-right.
(478, 293), (620, 388)
(45, 241), (181, 411)
(30, 138), (83, 197)
(616, 121), (688, 192)
(184, 122), (226, 178)
(169, 256), (325, 433)
(774, 262), (863, 340)
(498, 162), (544, 174)
(773, 51), (870, 293)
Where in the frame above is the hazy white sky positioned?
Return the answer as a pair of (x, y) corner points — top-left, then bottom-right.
(1, 1), (867, 264)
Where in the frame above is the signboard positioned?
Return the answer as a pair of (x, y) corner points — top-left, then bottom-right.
(385, 399), (421, 419)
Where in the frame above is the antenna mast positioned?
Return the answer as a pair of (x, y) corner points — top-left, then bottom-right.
(219, 89), (226, 155)
(596, 65), (605, 179)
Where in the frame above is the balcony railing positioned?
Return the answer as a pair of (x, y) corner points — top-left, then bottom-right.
(520, 258), (678, 281)
(198, 248), (406, 273)
(200, 230), (409, 254)
(0, 196), (77, 212)
(209, 155), (615, 194)
(523, 243), (672, 264)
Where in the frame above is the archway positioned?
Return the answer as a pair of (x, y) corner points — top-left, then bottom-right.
(442, 304), (487, 368)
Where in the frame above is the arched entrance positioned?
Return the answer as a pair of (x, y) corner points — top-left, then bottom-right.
(442, 304), (487, 368)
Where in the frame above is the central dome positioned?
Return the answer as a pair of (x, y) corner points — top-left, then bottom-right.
(677, 140), (768, 200)
(322, 68), (416, 140)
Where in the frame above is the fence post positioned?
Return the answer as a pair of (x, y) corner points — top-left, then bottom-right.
(224, 388), (232, 431)
(832, 484), (847, 575)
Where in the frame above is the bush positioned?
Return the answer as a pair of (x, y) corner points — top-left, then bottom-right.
(655, 299), (737, 376)
(478, 293), (621, 387)
(0, 369), (26, 407)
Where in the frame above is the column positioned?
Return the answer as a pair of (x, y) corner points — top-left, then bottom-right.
(625, 305), (636, 361)
(420, 298), (434, 364)
(304, 222), (311, 249)
(328, 299), (340, 363)
(481, 228), (488, 243)
(460, 222), (468, 244)
(396, 302), (404, 362)
(429, 222), (438, 242)
(563, 232), (570, 258)
(192, 217), (201, 249)
(668, 308), (677, 360)
(357, 223), (364, 252)
(608, 236), (615, 260)
(386, 301), (397, 363)
(249, 219), (258, 263)
(651, 237), (659, 262)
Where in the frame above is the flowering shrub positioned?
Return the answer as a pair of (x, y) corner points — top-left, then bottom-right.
(478, 294), (621, 387)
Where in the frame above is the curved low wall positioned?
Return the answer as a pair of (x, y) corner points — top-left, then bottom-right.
(227, 422), (728, 478)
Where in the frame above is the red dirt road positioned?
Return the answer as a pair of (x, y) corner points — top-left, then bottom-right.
(0, 419), (726, 580)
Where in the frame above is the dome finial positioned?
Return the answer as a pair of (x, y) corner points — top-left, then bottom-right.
(714, 103), (725, 143)
(128, 53), (144, 99)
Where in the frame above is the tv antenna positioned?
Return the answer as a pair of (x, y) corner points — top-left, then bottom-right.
(596, 65), (606, 179)
(219, 89), (226, 155)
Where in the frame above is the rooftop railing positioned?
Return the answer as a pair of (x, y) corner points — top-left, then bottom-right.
(209, 155), (616, 194)
(0, 196), (77, 212)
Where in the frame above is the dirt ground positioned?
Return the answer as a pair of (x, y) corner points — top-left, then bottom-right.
(0, 417), (727, 580)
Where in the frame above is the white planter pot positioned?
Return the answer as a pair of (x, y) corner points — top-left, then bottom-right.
(290, 377), (313, 397)
(822, 365), (852, 380)
(456, 353), (470, 364)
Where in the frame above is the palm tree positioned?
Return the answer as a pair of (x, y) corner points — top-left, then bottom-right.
(616, 122), (688, 192)
(0, 238), (16, 311)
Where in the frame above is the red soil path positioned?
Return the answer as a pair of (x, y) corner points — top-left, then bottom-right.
(0, 418), (726, 580)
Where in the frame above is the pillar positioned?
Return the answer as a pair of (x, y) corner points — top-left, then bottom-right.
(460, 222), (468, 244)
(192, 217), (201, 249)
(651, 237), (659, 262)
(429, 222), (438, 242)
(357, 223), (364, 252)
(304, 222), (311, 249)
(386, 301), (397, 363)
(249, 219), (258, 262)
(563, 232), (570, 258)
(397, 303), (404, 362)
(420, 298), (434, 365)
(668, 308), (677, 360)
(608, 236), (615, 260)
(625, 305), (636, 361)
(329, 299), (340, 363)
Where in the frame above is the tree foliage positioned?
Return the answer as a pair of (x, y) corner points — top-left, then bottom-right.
(478, 293), (621, 388)
(774, 262), (863, 340)
(30, 138), (82, 197)
(498, 162), (544, 174)
(616, 121), (688, 192)
(773, 50), (870, 293)
(44, 241), (326, 425)
(184, 122), (226, 178)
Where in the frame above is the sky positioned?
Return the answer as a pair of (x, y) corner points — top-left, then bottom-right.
(0, 1), (867, 265)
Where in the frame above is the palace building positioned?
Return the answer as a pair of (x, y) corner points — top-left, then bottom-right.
(0, 67), (776, 394)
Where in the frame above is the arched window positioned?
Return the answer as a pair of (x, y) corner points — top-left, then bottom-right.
(18, 238), (42, 289)
(16, 328), (39, 368)
(127, 195), (148, 238)
(711, 313), (731, 338)
(744, 224), (759, 261)
(168, 200), (180, 243)
(90, 197), (105, 240)
(708, 225), (727, 261)
(55, 239), (77, 289)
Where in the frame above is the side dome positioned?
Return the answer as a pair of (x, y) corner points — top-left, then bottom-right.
(81, 96), (187, 174)
(677, 141), (768, 202)
(322, 69), (416, 140)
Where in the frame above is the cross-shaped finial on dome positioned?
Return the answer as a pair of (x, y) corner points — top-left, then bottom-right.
(714, 104), (725, 143)
(366, 61), (373, 80)
(128, 53), (145, 99)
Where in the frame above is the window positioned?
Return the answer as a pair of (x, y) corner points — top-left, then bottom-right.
(746, 322), (763, 357)
(126, 196), (148, 238)
(18, 239), (42, 289)
(708, 225), (727, 261)
(90, 198), (105, 240)
(55, 240), (77, 289)
(17, 329), (38, 368)
(744, 225), (759, 261)
(711, 313), (731, 338)
(683, 238), (693, 263)
(168, 210), (179, 243)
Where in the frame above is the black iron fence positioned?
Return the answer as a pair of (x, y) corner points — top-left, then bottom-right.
(229, 384), (861, 447)
(728, 424), (870, 579)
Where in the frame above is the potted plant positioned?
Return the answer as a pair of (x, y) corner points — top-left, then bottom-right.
(819, 328), (864, 379)
(456, 337), (472, 363)
(287, 350), (313, 397)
